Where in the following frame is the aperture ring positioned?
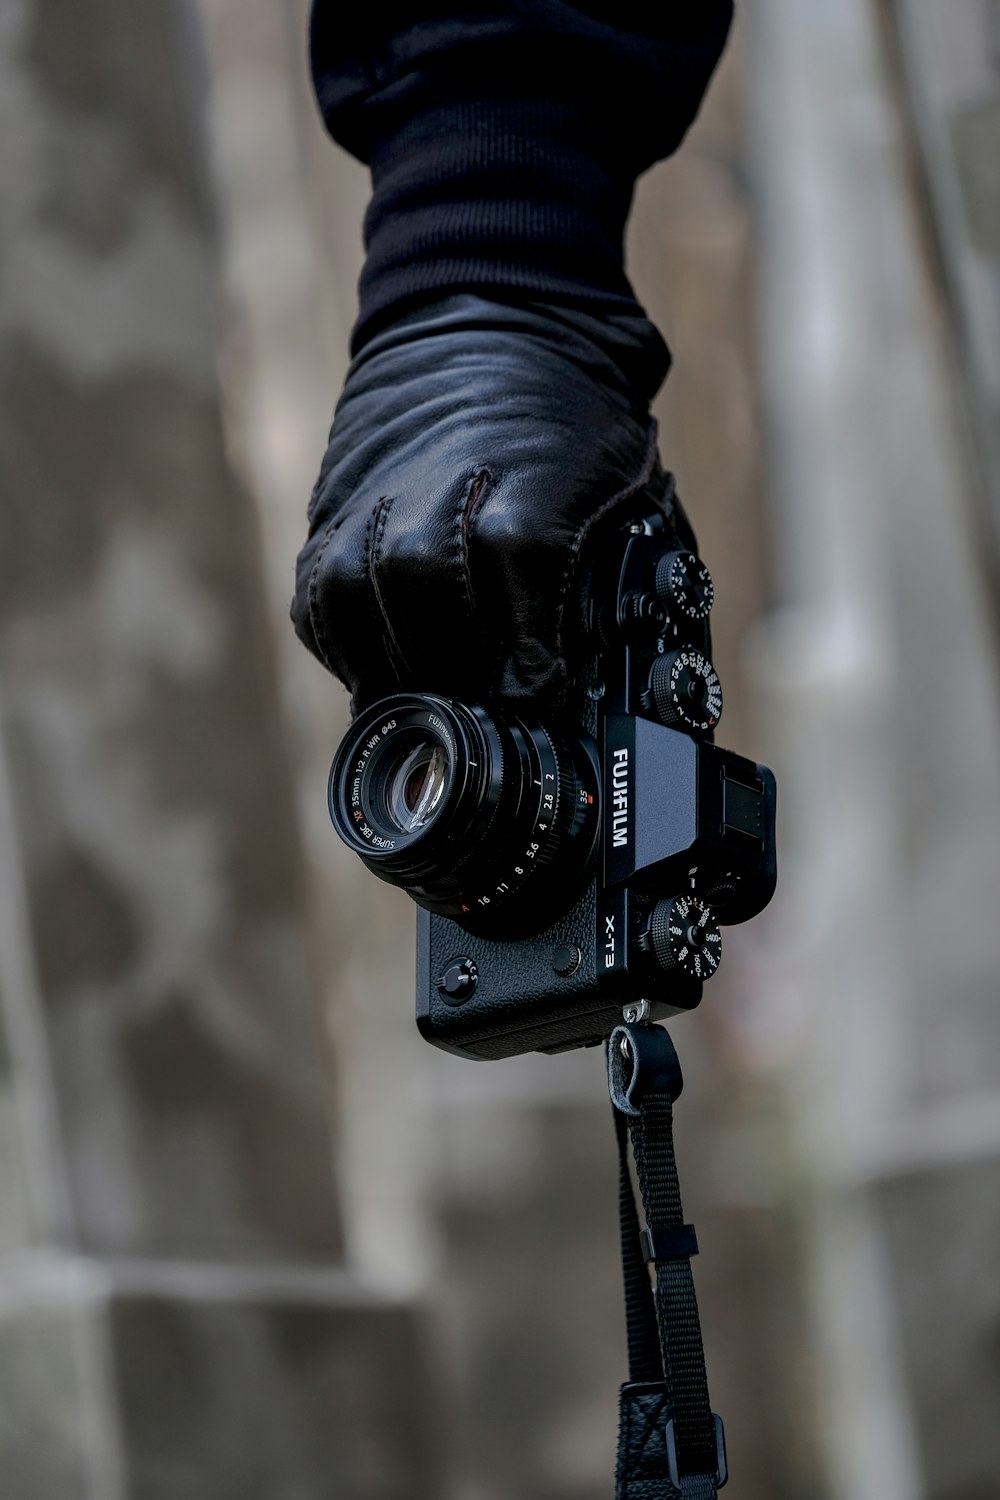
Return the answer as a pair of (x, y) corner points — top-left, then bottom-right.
(460, 727), (597, 923)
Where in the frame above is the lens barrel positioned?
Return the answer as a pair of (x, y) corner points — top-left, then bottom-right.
(329, 695), (599, 936)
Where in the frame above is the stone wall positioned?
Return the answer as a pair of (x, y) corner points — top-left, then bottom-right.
(0, 2), (436, 1494)
(5, 1), (1000, 1496)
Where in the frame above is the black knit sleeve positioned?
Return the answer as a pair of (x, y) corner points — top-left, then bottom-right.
(309, 3), (733, 351)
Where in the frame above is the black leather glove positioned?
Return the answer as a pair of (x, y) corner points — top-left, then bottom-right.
(292, 295), (695, 715)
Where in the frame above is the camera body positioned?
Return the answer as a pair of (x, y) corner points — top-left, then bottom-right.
(329, 513), (776, 1061)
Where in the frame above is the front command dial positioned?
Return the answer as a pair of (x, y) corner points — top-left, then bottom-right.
(646, 648), (723, 734)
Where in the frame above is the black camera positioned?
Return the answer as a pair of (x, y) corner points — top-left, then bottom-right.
(328, 512), (776, 1060)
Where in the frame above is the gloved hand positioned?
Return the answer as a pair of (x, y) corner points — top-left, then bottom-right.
(292, 295), (695, 715)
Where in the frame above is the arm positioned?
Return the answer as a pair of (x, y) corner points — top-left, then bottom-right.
(293, 3), (732, 712)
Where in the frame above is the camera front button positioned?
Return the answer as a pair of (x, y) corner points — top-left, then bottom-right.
(551, 944), (583, 978)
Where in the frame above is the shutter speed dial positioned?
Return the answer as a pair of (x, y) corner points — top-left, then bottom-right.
(647, 648), (723, 734)
(655, 550), (714, 622)
(645, 894), (721, 981)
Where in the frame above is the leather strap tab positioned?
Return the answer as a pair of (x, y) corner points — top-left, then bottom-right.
(608, 1022), (684, 1115)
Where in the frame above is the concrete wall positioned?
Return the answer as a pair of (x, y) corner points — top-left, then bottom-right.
(4, 1), (1000, 1496)
(746, 2), (1000, 1496)
(0, 2), (437, 1494)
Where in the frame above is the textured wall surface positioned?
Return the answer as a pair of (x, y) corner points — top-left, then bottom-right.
(0, 2), (437, 1493)
(4, 1), (999, 1497)
(747, 2), (1000, 1497)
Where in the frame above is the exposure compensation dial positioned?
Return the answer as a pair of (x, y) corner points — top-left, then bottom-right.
(654, 549), (714, 622)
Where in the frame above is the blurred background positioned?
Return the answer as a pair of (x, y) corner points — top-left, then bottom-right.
(2, 0), (999, 1496)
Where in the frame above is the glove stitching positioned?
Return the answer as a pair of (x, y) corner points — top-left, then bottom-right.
(305, 472), (326, 527)
(456, 466), (493, 613)
(306, 517), (341, 676)
(368, 494), (414, 683)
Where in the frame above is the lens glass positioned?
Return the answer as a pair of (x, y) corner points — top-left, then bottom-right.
(385, 741), (449, 833)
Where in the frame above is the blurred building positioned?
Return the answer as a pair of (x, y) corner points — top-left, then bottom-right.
(1, 1), (998, 1497)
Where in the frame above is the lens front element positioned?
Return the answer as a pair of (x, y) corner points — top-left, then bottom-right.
(386, 741), (449, 833)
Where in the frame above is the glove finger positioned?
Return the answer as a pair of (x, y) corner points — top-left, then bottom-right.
(359, 468), (492, 703)
(296, 496), (407, 711)
(469, 424), (665, 705)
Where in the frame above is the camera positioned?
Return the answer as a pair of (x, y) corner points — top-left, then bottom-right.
(328, 511), (776, 1060)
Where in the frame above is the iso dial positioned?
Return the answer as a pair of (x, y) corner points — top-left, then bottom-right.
(654, 550), (714, 622)
(646, 894), (721, 981)
(647, 648), (723, 734)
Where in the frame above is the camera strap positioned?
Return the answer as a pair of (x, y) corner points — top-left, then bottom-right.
(608, 1022), (727, 1498)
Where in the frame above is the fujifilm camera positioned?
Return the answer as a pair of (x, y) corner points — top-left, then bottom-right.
(328, 511), (776, 1060)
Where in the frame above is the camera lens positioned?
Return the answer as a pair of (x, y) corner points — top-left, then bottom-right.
(385, 741), (449, 833)
(328, 694), (599, 936)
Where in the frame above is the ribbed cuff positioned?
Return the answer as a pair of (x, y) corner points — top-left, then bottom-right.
(353, 93), (644, 352)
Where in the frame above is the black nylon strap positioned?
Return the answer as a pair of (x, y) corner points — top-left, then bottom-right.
(615, 1103), (663, 1384)
(609, 1024), (723, 1498)
(632, 1090), (716, 1482)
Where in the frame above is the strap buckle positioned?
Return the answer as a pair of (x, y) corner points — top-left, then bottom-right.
(664, 1413), (728, 1491)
